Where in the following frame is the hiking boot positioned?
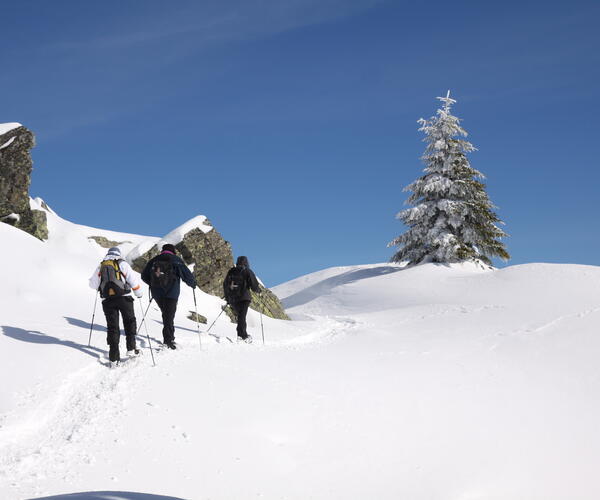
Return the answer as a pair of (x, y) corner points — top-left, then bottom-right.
(238, 335), (253, 344)
(127, 349), (140, 357)
(109, 360), (120, 369)
(165, 341), (177, 350)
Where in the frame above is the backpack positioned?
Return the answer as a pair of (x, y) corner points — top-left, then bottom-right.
(225, 267), (247, 302)
(99, 260), (130, 299)
(150, 255), (176, 291)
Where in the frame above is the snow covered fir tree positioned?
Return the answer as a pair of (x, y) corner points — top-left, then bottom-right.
(389, 91), (510, 266)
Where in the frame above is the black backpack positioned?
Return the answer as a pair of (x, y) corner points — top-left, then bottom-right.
(99, 260), (130, 299)
(150, 255), (177, 291)
(225, 267), (247, 302)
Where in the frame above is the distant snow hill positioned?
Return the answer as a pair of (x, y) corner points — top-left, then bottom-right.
(1, 201), (600, 500)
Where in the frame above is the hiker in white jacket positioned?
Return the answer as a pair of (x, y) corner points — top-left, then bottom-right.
(89, 247), (143, 367)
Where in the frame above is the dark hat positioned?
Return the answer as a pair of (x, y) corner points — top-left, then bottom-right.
(236, 256), (249, 268)
(162, 243), (177, 254)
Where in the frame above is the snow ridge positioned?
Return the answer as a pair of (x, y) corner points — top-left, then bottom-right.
(2, 207), (600, 499)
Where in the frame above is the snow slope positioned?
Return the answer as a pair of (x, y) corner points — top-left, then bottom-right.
(1, 208), (600, 500)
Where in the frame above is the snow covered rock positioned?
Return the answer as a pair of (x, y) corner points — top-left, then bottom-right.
(130, 217), (232, 297)
(0, 124), (48, 240)
(87, 235), (132, 248)
(129, 217), (289, 320)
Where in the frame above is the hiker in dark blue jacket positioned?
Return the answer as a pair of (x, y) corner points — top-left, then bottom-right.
(141, 243), (197, 349)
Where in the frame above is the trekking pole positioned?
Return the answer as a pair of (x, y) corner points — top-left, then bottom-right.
(137, 298), (156, 367)
(193, 288), (202, 350)
(260, 309), (265, 345)
(206, 305), (227, 334)
(88, 291), (99, 347)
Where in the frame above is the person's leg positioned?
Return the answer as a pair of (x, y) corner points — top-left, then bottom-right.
(235, 301), (250, 339)
(155, 297), (177, 345)
(154, 297), (169, 343)
(118, 296), (138, 352)
(163, 298), (178, 344)
(102, 299), (121, 362)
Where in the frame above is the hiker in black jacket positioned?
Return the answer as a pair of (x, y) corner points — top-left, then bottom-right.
(223, 256), (260, 343)
(141, 243), (197, 349)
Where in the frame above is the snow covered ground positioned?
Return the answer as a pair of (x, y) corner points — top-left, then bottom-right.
(1, 205), (600, 499)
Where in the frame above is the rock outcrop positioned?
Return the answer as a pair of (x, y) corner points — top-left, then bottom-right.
(0, 124), (48, 240)
(177, 224), (235, 297)
(88, 236), (131, 248)
(224, 288), (290, 322)
(131, 222), (234, 297)
(130, 218), (289, 321)
(187, 311), (207, 324)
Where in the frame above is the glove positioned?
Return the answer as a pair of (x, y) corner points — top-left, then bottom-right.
(134, 288), (143, 299)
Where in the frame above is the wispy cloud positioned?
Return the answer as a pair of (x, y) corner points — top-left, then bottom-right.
(4, 0), (384, 141)
(46, 0), (383, 53)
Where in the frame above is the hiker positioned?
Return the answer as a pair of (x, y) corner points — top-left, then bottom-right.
(141, 243), (197, 350)
(89, 246), (143, 367)
(223, 256), (260, 343)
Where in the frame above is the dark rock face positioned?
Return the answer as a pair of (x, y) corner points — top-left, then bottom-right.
(224, 288), (290, 322)
(29, 209), (49, 240)
(130, 221), (289, 320)
(250, 288), (290, 320)
(131, 246), (160, 273)
(177, 224), (234, 298)
(0, 125), (48, 240)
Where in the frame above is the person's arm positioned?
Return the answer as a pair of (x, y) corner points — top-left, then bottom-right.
(223, 270), (232, 303)
(177, 258), (197, 288)
(120, 260), (143, 297)
(89, 266), (101, 291)
(141, 259), (152, 285)
(247, 269), (260, 293)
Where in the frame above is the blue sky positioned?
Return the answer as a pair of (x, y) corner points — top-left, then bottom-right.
(2, 0), (599, 286)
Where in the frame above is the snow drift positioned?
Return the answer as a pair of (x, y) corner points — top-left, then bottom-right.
(1, 205), (600, 500)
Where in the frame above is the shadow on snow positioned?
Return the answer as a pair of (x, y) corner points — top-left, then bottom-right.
(64, 316), (106, 333)
(30, 492), (186, 500)
(282, 265), (403, 309)
(1, 326), (104, 360)
(65, 316), (162, 348)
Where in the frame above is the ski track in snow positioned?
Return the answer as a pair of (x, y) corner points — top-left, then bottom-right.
(0, 315), (358, 498)
(3, 209), (600, 500)
(2, 299), (598, 498)
(0, 358), (144, 495)
(501, 306), (600, 337)
(278, 316), (361, 346)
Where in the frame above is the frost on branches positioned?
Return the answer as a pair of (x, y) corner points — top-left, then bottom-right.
(389, 92), (509, 266)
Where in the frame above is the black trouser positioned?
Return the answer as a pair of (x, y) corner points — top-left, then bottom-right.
(102, 296), (137, 362)
(231, 300), (251, 339)
(154, 297), (178, 344)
